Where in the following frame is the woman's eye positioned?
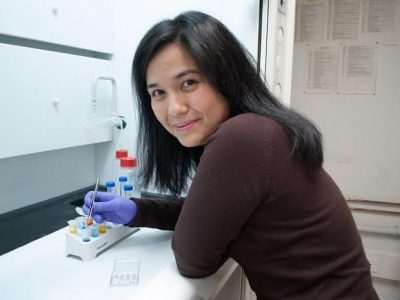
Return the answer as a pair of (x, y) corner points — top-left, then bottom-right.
(151, 89), (164, 98)
(182, 79), (198, 90)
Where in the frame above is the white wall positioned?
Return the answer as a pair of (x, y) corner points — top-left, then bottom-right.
(291, 46), (400, 202)
(290, 0), (400, 298)
(291, 6), (400, 203)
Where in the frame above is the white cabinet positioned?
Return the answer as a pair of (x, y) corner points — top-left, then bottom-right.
(0, 0), (114, 159)
(0, 44), (113, 159)
(0, 0), (113, 53)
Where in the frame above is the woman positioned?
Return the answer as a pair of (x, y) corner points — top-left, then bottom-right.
(83, 11), (378, 299)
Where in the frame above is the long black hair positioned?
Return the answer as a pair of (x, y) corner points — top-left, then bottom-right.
(132, 11), (323, 195)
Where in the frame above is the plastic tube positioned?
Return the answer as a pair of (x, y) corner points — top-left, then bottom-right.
(106, 180), (116, 193)
(118, 176), (128, 196)
(124, 184), (133, 199)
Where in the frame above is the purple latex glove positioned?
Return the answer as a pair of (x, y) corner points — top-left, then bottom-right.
(82, 191), (137, 225)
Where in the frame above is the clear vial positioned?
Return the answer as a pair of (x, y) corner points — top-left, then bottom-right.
(67, 220), (77, 234)
(115, 149), (128, 183)
(106, 180), (116, 193)
(75, 216), (86, 230)
(124, 184), (133, 198)
(118, 176), (128, 196)
(120, 156), (137, 188)
(80, 227), (91, 242)
(99, 222), (107, 234)
(96, 215), (107, 234)
(90, 224), (99, 238)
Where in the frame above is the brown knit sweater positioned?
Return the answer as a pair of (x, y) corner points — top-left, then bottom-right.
(131, 113), (378, 299)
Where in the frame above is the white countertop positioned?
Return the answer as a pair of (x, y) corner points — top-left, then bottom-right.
(0, 227), (239, 300)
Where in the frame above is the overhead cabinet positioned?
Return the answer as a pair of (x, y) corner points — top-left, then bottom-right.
(0, 0), (114, 159)
(0, 44), (113, 159)
(0, 0), (113, 53)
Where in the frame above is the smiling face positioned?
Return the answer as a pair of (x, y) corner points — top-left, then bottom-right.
(146, 43), (229, 147)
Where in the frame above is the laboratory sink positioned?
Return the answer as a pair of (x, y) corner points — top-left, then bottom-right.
(0, 185), (105, 256)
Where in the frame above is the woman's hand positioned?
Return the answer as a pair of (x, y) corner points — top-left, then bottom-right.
(82, 191), (137, 225)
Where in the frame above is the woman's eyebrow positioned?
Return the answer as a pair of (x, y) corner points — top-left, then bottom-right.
(147, 69), (201, 89)
(173, 69), (201, 79)
(147, 82), (158, 89)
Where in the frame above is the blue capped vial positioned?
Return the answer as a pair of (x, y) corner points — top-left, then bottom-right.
(124, 184), (133, 199)
(106, 180), (116, 193)
(118, 176), (128, 196)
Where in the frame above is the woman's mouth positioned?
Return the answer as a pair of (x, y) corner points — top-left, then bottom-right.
(174, 120), (199, 131)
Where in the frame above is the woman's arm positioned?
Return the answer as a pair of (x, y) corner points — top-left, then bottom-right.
(172, 114), (274, 277)
(128, 197), (185, 230)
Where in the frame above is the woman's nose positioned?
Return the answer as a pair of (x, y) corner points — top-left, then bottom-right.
(168, 93), (189, 115)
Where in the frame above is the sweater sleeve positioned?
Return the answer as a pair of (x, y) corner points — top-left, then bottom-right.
(127, 197), (184, 230)
(172, 114), (275, 277)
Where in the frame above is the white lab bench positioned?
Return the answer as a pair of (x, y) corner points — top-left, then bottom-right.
(0, 227), (245, 300)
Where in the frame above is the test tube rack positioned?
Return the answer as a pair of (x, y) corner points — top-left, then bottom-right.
(65, 223), (140, 261)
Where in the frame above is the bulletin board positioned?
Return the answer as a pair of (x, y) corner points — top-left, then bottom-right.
(291, 0), (400, 203)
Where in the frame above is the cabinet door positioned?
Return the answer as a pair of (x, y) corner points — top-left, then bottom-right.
(0, 0), (113, 53)
(0, 43), (113, 159)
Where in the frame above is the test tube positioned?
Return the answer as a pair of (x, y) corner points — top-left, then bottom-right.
(118, 176), (128, 196)
(106, 180), (116, 193)
(80, 227), (91, 242)
(68, 220), (77, 234)
(115, 149), (128, 182)
(91, 224), (99, 238)
(124, 184), (133, 199)
(75, 216), (86, 230)
(99, 222), (107, 234)
(120, 156), (137, 186)
(96, 215), (107, 234)
(86, 217), (94, 226)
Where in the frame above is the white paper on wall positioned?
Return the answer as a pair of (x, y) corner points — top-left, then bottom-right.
(305, 45), (339, 93)
(328, 0), (361, 40)
(304, 44), (377, 94)
(337, 44), (377, 94)
(359, 0), (400, 44)
(363, 0), (396, 33)
(295, 0), (326, 43)
(295, 0), (400, 45)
